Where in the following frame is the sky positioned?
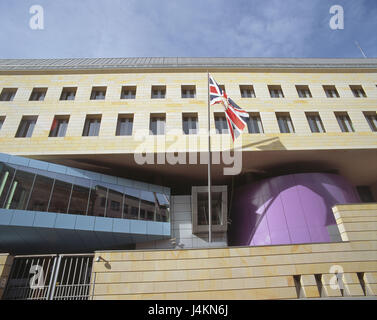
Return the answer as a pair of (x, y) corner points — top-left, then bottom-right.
(0, 0), (376, 59)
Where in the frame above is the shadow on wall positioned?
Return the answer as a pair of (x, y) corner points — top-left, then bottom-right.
(228, 173), (361, 247)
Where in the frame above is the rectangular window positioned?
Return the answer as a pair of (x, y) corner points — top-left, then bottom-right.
(276, 113), (295, 133)
(149, 114), (166, 135)
(5, 170), (35, 210)
(350, 85), (367, 98)
(49, 116), (69, 137)
(60, 87), (77, 100)
(218, 85), (226, 93)
(29, 88), (47, 101)
(323, 85), (340, 98)
(246, 113), (264, 133)
(181, 85), (196, 98)
(306, 113), (326, 133)
(192, 185), (227, 234)
(335, 112), (354, 132)
(15, 116), (38, 138)
(67, 178), (91, 216)
(0, 88), (17, 101)
(268, 85), (284, 98)
(0, 116), (4, 131)
(90, 87), (106, 100)
(116, 114), (133, 136)
(214, 113), (228, 134)
(106, 187), (123, 219)
(182, 113), (198, 135)
(82, 115), (101, 136)
(240, 85), (256, 98)
(48, 178), (73, 214)
(356, 186), (375, 203)
(151, 86), (166, 99)
(296, 85), (312, 98)
(364, 112), (377, 132)
(120, 86), (136, 99)
(27, 174), (54, 212)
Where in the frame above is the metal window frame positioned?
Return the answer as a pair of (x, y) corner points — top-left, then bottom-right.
(191, 185), (227, 234)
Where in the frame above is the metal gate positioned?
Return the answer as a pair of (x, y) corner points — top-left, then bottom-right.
(2, 254), (94, 300)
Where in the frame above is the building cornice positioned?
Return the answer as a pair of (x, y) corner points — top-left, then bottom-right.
(0, 57), (377, 72)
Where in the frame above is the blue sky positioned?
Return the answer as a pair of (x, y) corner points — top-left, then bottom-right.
(0, 0), (376, 59)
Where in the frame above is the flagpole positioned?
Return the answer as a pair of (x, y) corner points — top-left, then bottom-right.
(207, 71), (212, 243)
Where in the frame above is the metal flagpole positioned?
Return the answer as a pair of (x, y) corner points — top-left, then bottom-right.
(207, 71), (212, 243)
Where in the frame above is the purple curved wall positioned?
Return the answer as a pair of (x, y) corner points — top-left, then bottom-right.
(229, 173), (360, 246)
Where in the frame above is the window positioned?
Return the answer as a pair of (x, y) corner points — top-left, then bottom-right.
(306, 113), (326, 133)
(90, 87), (106, 100)
(240, 85), (256, 98)
(246, 113), (264, 133)
(82, 115), (101, 136)
(181, 85), (196, 98)
(0, 160), (170, 222)
(268, 85), (284, 98)
(214, 113), (228, 134)
(182, 113), (198, 135)
(27, 174), (54, 212)
(4, 169), (35, 210)
(151, 86), (166, 99)
(276, 113), (295, 133)
(48, 177), (73, 214)
(296, 85), (312, 98)
(364, 112), (377, 132)
(323, 85), (340, 98)
(49, 116), (69, 137)
(88, 185), (107, 217)
(0, 88), (17, 101)
(0, 116), (4, 131)
(121, 86), (136, 99)
(29, 88), (47, 101)
(67, 178), (91, 215)
(106, 187), (123, 219)
(60, 87), (77, 100)
(149, 114), (166, 135)
(356, 186), (375, 203)
(116, 114), (133, 136)
(335, 112), (354, 132)
(15, 116), (38, 138)
(191, 186), (227, 234)
(350, 85), (366, 98)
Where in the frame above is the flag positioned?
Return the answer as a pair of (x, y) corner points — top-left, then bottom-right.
(209, 74), (249, 141)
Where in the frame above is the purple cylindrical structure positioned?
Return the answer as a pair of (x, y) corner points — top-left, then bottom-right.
(229, 173), (360, 246)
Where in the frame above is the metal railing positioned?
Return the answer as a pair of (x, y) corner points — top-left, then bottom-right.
(2, 254), (94, 300)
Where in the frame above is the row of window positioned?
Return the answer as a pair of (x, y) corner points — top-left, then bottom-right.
(1, 111), (376, 138)
(0, 84), (374, 102)
(0, 162), (169, 222)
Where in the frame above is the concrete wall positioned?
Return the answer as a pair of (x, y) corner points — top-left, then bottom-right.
(136, 195), (227, 250)
(0, 70), (376, 156)
(0, 254), (13, 299)
(90, 203), (377, 300)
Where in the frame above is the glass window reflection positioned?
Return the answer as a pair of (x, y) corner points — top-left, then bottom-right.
(27, 174), (54, 212)
(48, 179), (72, 214)
(0, 163), (16, 208)
(6, 169), (35, 210)
(106, 186), (123, 219)
(0, 161), (170, 223)
(68, 178), (91, 215)
(88, 185), (107, 217)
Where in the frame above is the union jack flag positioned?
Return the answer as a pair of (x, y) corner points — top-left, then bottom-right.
(209, 74), (249, 141)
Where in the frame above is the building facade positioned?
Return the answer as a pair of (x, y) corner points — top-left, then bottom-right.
(0, 57), (376, 299)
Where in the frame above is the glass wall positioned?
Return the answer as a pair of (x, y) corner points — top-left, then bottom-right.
(0, 161), (170, 223)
